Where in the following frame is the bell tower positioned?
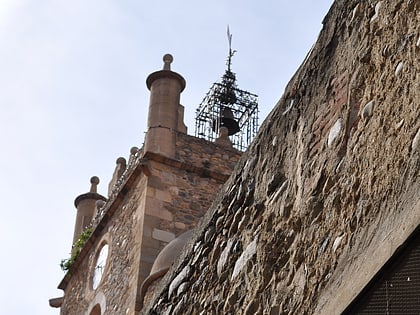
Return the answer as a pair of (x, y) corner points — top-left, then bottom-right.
(50, 54), (243, 315)
(194, 28), (259, 151)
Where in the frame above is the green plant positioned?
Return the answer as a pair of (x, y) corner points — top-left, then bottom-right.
(60, 227), (93, 271)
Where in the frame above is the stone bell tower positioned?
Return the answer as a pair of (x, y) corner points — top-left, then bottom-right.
(50, 54), (242, 315)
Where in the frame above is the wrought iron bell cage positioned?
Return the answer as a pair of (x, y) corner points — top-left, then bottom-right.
(194, 60), (259, 151)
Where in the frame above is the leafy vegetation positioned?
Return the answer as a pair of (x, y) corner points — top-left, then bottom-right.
(60, 227), (93, 271)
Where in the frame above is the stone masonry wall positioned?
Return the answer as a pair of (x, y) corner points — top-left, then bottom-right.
(60, 174), (148, 315)
(138, 133), (241, 292)
(59, 127), (240, 314)
(143, 0), (419, 314)
(175, 132), (241, 176)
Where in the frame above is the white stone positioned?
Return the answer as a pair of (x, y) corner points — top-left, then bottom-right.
(177, 282), (189, 295)
(152, 228), (175, 243)
(327, 119), (342, 147)
(395, 119), (404, 130)
(362, 100), (375, 120)
(412, 128), (420, 152)
(370, 1), (382, 22)
(272, 136), (277, 147)
(333, 234), (345, 252)
(231, 237), (258, 280)
(417, 35), (420, 47)
(282, 99), (294, 115)
(395, 62), (404, 76)
(217, 239), (233, 276)
(168, 265), (190, 297)
(268, 180), (288, 206)
(350, 4), (360, 23)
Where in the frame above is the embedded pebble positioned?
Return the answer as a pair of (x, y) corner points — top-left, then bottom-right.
(177, 282), (189, 295)
(370, 1), (382, 22)
(361, 100), (375, 120)
(395, 119), (404, 130)
(217, 239), (234, 276)
(169, 265), (191, 298)
(231, 237), (258, 280)
(350, 4), (360, 23)
(417, 35), (420, 47)
(318, 237), (330, 256)
(283, 99), (295, 115)
(333, 235), (345, 252)
(335, 158), (345, 173)
(272, 136), (277, 147)
(382, 45), (391, 57)
(395, 62), (404, 76)
(412, 129), (420, 151)
(327, 119), (342, 147)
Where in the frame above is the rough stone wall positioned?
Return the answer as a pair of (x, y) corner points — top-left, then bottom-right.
(60, 174), (148, 315)
(139, 156), (239, 284)
(138, 134), (240, 288)
(175, 132), (240, 176)
(58, 131), (240, 314)
(142, 0), (419, 314)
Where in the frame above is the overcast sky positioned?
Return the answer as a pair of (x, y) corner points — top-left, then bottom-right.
(0, 1), (334, 314)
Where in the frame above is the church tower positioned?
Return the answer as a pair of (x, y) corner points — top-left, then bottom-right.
(50, 54), (242, 315)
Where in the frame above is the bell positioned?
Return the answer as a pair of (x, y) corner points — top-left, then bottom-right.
(212, 107), (240, 136)
(219, 88), (237, 105)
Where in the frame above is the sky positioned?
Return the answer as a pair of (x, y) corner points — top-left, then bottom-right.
(0, 1), (333, 314)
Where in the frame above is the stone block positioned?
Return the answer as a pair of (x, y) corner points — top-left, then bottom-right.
(145, 197), (173, 221)
(155, 189), (173, 203)
(152, 228), (175, 243)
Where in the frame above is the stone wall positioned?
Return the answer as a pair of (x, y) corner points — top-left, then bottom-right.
(142, 0), (419, 314)
(175, 132), (240, 176)
(60, 174), (148, 315)
(58, 131), (241, 314)
(138, 135), (240, 286)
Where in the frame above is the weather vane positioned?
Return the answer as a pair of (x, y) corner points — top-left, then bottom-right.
(226, 25), (236, 72)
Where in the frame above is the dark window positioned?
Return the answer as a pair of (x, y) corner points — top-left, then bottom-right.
(344, 228), (420, 314)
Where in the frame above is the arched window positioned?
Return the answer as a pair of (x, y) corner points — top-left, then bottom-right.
(89, 304), (101, 315)
(92, 243), (109, 290)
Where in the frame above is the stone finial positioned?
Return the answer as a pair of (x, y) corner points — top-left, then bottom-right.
(96, 199), (106, 209)
(90, 176), (100, 193)
(108, 157), (127, 197)
(163, 54), (173, 70)
(95, 199), (106, 217)
(130, 146), (139, 155)
(116, 157), (127, 167)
